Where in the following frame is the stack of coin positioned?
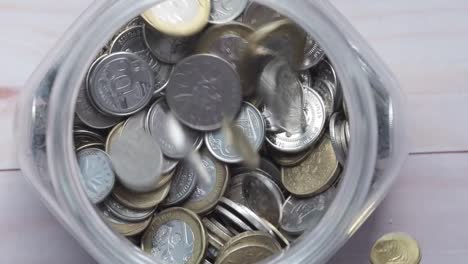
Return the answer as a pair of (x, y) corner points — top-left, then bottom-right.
(72, 1), (351, 263)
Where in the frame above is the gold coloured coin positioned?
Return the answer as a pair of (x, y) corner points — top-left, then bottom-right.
(112, 180), (171, 210)
(370, 233), (421, 264)
(105, 122), (124, 153)
(270, 145), (315, 167)
(142, 0), (210, 37)
(281, 136), (340, 197)
(216, 242), (277, 264)
(222, 231), (281, 253)
(142, 207), (207, 264)
(100, 206), (152, 237)
(76, 142), (105, 152)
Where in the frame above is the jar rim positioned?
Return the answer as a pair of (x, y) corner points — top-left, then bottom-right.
(42, 0), (384, 263)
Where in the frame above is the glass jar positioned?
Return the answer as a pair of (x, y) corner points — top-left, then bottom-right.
(15, 0), (408, 263)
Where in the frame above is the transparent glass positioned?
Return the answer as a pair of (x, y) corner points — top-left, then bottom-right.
(15, 0), (408, 263)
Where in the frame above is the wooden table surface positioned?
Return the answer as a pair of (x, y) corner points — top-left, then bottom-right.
(1, 0), (468, 263)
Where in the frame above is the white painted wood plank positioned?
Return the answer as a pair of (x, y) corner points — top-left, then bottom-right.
(331, 153), (468, 263)
(0, 170), (95, 264)
(1, 153), (467, 263)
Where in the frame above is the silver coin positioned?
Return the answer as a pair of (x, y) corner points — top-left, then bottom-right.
(143, 24), (196, 64)
(225, 173), (248, 206)
(166, 54), (242, 131)
(299, 70), (313, 88)
(339, 119), (349, 157)
(149, 219), (195, 262)
(202, 218), (232, 243)
(260, 58), (306, 135)
(209, 0), (248, 24)
(242, 2), (283, 29)
(162, 156), (179, 174)
(76, 82), (122, 129)
(214, 205), (253, 232)
(230, 158), (282, 188)
(110, 26), (173, 94)
(207, 217), (235, 238)
(205, 102), (264, 163)
(241, 172), (284, 226)
(266, 87), (326, 153)
(146, 98), (202, 159)
(300, 36), (325, 70)
(310, 59), (338, 89)
(88, 52), (154, 116)
(126, 16), (145, 28)
(104, 196), (156, 223)
(280, 187), (336, 236)
(218, 198), (273, 235)
(77, 148), (115, 204)
(310, 80), (335, 118)
(74, 129), (106, 143)
(329, 113), (346, 165)
(162, 161), (198, 206)
(109, 127), (163, 193)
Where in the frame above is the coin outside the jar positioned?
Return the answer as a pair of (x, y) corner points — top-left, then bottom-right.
(112, 181), (171, 210)
(142, 0), (211, 37)
(103, 196), (156, 223)
(142, 207), (207, 264)
(280, 187), (336, 236)
(77, 148), (115, 204)
(281, 136), (340, 197)
(143, 24), (197, 64)
(209, 0), (248, 24)
(166, 54), (242, 131)
(205, 102), (264, 163)
(370, 233), (421, 264)
(110, 26), (173, 94)
(88, 52), (155, 116)
(146, 98), (202, 159)
(182, 152), (229, 214)
(266, 87), (326, 153)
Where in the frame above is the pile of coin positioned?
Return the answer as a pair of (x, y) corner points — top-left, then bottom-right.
(73, 1), (351, 264)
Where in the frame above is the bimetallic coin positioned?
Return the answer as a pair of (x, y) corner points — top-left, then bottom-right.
(112, 181), (171, 210)
(110, 26), (173, 94)
(310, 80), (335, 118)
(182, 152), (229, 214)
(370, 233), (421, 264)
(104, 196), (156, 223)
(100, 205), (152, 237)
(166, 54), (242, 131)
(195, 22), (254, 96)
(76, 82), (121, 130)
(77, 148), (115, 204)
(162, 160), (198, 207)
(280, 187), (337, 236)
(142, 207), (207, 264)
(281, 136), (340, 197)
(143, 24), (197, 64)
(247, 19), (306, 70)
(209, 0), (248, 24)
(221, 231), (281, 253)
(266, 87), (326, 153)
(88, 52), (155, 116)
(215, 243), (277, 264)
(142, 0), (210, 37)
(205, 102), (265, 163)
(242, 2), (284, 29)
(241, 172), (284, 226)
(146, 98), (202, 159)
(300, 36), (325, 70)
